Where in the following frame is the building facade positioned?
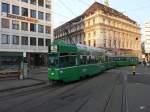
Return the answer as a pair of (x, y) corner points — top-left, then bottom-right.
(0, 0), (51, 68)
(144, 22), (150, 60)
(54, 2), (141, 58)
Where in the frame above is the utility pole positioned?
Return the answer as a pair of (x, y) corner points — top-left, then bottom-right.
(51, 0), (54, 43)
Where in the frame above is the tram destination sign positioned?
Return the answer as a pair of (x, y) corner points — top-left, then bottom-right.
(7, 14), (38, 23)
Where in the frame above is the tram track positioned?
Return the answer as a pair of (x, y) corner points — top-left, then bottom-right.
(63, 71), (122, 112)
(22, 78), (92, 112)
(0, 77), (92, 102)
(0, 71), (126, 112)
(0, 77), (91, 112)
(0, 85), (56, 101)
(102, 71), (122, 112)
(57, 72), (122, 112)
(75, 95), (91, 112)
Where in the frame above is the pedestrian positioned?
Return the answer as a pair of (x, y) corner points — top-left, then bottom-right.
(148, 61), (150, 67)
(146, 61), (149, 67)
(132, 65), (136, 76)
(143, 60), (146, 67)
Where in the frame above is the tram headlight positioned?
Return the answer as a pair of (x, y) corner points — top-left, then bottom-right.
(51, 72), (54, 76)
(60, 71), (63, 74)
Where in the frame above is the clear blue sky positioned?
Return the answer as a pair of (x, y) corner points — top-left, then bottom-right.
(54, 0), (150, 37)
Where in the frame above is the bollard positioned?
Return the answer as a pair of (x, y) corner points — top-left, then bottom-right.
(20, 61), (24, 80)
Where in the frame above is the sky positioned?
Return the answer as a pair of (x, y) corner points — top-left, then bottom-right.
(53, 0), (150, 38)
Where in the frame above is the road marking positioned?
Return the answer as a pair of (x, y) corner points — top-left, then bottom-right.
(140, 106), (145, 110)
(122, 74), (129, 112)
(135, 83), (142, 85)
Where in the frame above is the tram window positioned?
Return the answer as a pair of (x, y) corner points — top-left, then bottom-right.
(80, 56), (87, 65)
(88, 56), (93, 64)
(69, 56), (76, 66)
(48, 57), (58, 68)
(87, 56), (90, 64)
(91, 56), (96, 64)
(59, 55), (77, 68)
(96, 56), (100, 63)
(48, 54), (58, 68)
(101, 56), (105, 62)
(59, 56), (69, 68)
(128, 57), (132, 61)
(80, 55), (83, 64)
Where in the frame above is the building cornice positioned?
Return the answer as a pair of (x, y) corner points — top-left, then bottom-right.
(82, 2), (137, 25)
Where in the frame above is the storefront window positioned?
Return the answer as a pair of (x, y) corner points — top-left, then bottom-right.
(0, 56), (21, 70)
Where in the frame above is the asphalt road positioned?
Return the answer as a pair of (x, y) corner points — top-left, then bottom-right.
(0, 65), (150, 112)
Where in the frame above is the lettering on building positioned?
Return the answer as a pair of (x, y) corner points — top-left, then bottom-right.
(7, 14), (38, 23)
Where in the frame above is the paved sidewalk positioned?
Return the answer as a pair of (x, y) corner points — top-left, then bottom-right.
(0, 79), (46, 92)
(28, 66), (48, 81)
(0, 67), (48, 92)
(118, 65), (150, 111)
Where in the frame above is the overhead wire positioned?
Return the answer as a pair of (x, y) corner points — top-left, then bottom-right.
(77, 0), (91, 6)
(54, 0), (150, 26)
(123, 3), (150, 13)
(57, 0), (77, 17)
(52, 11), (70, 19)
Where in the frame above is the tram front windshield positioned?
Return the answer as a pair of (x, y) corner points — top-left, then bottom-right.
(48, 53), (59, 68)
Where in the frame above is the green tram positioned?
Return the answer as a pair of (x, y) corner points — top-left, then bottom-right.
(48, 40), (138, 83)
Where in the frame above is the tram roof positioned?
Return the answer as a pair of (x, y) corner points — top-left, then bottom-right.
(107, 55), (137, 58)
(76, 44), (105, 54)
(53, 40), (105, 54)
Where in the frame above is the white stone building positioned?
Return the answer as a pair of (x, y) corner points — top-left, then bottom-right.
(144, 22), (150, 53)
(0, 0), (51, 67)
(144, 21), (150, 61)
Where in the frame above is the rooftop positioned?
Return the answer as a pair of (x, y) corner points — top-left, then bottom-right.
(55, 2), (138, 30)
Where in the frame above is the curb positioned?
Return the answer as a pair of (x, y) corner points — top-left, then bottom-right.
(0, 81), (46, 93)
